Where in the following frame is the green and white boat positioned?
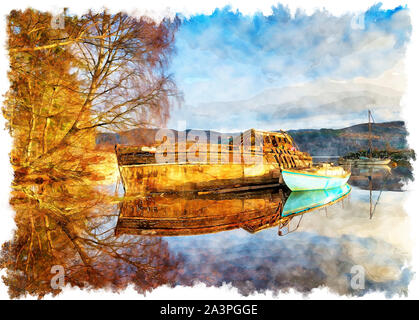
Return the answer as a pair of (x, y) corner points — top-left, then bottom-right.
(282, 163), (351, 191)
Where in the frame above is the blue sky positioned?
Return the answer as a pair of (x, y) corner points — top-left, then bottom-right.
(168, 3), (411, 131)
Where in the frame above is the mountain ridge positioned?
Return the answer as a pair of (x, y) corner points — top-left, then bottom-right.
(96, 121), (408, 156)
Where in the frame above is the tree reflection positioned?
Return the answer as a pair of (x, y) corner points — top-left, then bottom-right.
(0, 182), (183, 299)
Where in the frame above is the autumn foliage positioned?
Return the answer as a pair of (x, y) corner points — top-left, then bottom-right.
(1, 9), (182, 298)
(3, 9), (179, 183)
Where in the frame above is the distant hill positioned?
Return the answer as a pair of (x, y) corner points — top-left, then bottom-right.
(288, 121), (408, 156)
(96, 121), (409, 156)
(96, 128), (158, 148)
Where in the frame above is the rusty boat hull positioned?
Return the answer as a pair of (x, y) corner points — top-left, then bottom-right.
(115, 129), (313, 194)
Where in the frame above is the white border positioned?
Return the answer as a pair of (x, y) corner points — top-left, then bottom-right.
(0, 0), (418, 300)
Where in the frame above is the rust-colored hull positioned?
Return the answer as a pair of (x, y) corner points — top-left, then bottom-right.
(118, 162), (281, 194)
(115, 188), (287, 236)
(115, 129), (313, 194)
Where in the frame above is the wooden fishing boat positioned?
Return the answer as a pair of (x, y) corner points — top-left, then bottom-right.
(115, 129), (312, 194)
(282, 163), (351, 191)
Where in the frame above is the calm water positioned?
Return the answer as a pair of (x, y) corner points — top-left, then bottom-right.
(1, 164), (414, 298)
(113, 164), (413, 297)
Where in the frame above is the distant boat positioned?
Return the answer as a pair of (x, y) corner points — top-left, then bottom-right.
(282, 163), (351, 191)
(339, 157), (391, 165)
(339, 110), (391, 166)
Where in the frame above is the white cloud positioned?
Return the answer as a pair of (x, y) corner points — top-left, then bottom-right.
(171, 4), (411, 117)
(168, 70), (405, 131)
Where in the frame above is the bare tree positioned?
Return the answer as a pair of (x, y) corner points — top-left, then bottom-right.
(5, 9), (180, 172)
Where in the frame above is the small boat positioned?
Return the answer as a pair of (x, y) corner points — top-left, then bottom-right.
(282, 163), (351, 191)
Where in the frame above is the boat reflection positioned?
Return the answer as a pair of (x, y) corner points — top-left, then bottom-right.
(283, 184), (351, 216)
(345, 164), (411, 191)
(116, 184), (351, 237)
(278, 184), (351, 236)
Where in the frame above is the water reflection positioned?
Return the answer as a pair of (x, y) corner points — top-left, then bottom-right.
(344, 164), (413, 219)
(347, 165), (412, 191)
(314, 156), (413, 191)
(0, 182), (183, 298)
(0, 165), (413, 298)
(116, 185), (350, 237)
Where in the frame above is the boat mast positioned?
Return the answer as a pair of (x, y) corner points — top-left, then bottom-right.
(369, 168), (373, 219)
(368, 109), (373, 159)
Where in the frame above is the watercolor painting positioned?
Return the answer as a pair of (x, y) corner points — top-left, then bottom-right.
(0, 1), (416, 300)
